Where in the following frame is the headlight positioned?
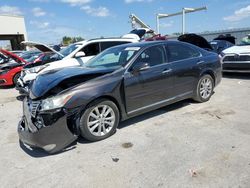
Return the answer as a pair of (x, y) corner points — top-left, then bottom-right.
(0, 69), (9, 75)
(40, 93), (73, 111)
(27, 65), (48, 73)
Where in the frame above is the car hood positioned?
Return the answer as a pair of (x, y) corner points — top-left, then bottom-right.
(0, 49), (27, 64)
(30, 66), (116, 99)
(222, 45), (250, 54)
(178, 33), (213, 50)
(21, 41), (64, 58)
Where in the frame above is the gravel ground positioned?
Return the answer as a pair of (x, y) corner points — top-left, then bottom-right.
(0, 73), (249, 188)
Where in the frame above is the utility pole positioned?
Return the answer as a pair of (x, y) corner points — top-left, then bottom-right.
(156, 6), (207, 34)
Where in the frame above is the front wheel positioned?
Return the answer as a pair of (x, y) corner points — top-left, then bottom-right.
(193, 74), (214, 103)
(79, 99), (120, 141)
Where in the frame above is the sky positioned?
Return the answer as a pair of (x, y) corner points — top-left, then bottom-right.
(1, 0), (250, 44)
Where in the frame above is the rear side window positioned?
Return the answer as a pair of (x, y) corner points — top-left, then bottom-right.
(166, 43), (200, 62)
(100, 41), (130, 51)
(81, 43), (100, 56)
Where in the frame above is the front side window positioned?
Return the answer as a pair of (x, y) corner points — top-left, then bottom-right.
(133, 45), (166, 67)
(166, 43), (200, 62)
(81, 43), (100, 56)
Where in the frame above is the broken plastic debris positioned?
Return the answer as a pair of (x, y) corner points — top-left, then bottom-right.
(189, 169), (198, 177)
(111, 157), (119, 162)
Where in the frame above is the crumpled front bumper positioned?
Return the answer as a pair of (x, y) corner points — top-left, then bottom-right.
(16, 72), (38, 93)
(18, 98), (77, 154)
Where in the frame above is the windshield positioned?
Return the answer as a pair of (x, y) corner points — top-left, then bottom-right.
(238, 36), (250, 46)
(25, 53), (42, 63)
(210, 44), (218, 50)
(85, 46), (140, 69)
(51, 43), (83, 60)
(20, 51), (40, 60)
(60, 43), (82, 57)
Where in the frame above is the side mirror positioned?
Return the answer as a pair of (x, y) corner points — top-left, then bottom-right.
(132, 62), (150, 73)
(75, 51), (85, 58)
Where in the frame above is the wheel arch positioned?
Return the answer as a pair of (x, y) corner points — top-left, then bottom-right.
(82, 95), (123, 121)
(9, 66), (23, 85)
(200, 69), (216, 86)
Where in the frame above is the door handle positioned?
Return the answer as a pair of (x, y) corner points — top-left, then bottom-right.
(162, 68), (172, 74)
(197, 60), (205, 65)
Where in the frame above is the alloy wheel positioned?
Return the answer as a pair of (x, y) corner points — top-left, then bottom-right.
(87, 105), (115, 137)
(199, 77), (212, 99)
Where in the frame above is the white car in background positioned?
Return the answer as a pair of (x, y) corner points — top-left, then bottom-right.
(17, 37), (138, 92)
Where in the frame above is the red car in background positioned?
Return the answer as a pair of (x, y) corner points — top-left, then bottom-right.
(0, 49), (28, 86)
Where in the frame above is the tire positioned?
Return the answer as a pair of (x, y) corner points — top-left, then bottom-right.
(193, 74), (214, 103)
(79, 99), (120, 141)
(13, 72), (21, 86)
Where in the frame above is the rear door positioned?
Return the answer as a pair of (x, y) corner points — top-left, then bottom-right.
(165, 43), (202, 96)
(124, 44), (174, 114)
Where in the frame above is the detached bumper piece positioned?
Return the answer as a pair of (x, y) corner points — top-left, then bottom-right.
(18, 98), (77, 154)
(15, 85), (29, 95)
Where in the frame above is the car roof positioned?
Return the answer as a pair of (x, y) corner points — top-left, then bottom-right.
(106, 40), (190, 49)
(86, 37), (138, 42)
(72, 38), (138, 46)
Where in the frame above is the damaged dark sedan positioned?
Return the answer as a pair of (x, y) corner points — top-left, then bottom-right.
(18, 41), (222, 153)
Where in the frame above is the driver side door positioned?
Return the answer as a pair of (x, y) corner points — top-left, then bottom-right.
(124, 45), (174, 115)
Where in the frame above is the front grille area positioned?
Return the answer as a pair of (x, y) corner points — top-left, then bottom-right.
(223, 55), (250, 62)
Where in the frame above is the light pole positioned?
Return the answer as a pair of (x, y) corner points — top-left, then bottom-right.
(156, 6), (207, 34)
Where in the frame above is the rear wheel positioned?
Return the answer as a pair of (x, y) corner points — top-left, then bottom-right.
(13, 72), (21, 86)
(193, 74), (214, 103)
(79, 99), (120, 141)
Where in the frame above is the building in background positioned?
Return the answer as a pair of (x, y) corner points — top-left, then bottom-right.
(0, 15), (27, 50)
